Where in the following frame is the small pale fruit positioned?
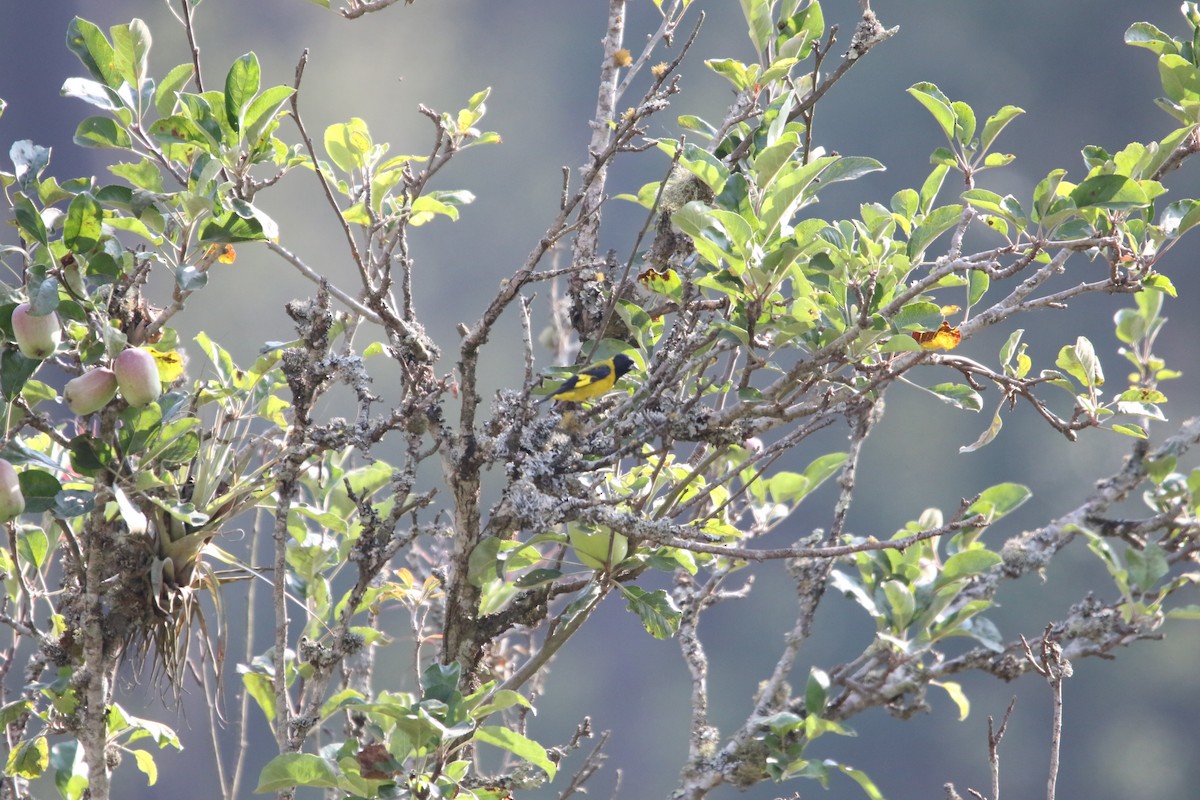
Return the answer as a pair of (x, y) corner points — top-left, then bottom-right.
(568, 525), (629, 570)
(11, 303), (61, 360)
(114, 348), (162, 407)
(0, 459), (25, 522)
(63, 367), (118, 415)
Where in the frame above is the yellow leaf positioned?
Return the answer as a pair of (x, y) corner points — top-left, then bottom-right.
(151, 349), (185, 382)
(911, 321), (962, 351)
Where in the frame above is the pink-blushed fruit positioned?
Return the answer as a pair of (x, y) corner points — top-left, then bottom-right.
(114, 348), (162, 407)
(11, 303), (61, 360)
(63, 367), (118, 415)
(0, 459), (24, 522)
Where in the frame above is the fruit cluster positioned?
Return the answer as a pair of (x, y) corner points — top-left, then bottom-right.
(2, 302), (165, 522)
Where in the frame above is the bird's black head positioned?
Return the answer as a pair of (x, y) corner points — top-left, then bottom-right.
(612, 353), (636, 378)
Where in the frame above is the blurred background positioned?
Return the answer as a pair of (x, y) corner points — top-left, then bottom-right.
(2, 1), (1198, 798)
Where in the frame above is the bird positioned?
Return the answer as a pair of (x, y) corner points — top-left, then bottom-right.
(539, 353), (636, 404)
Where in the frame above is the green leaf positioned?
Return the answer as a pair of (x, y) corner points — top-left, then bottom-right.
(11, 142), (50, 198)
(1032, 168), (1067, 221)
(72, 118), (131, 151)
(960, 188), (1005, 215)
(0, 700), (32, 727)
(673, 201), (733, 269)
(243, 85), (294, 147)
(476, 726), (557, 780)
(224, 53), (261, 132)
(60, 77), (122, 112)
(254, 753), (341, 793)
(741, 0), (774, 54)
(1158, 198), (1200, 237)
(759, 56), (799, 85)
(805, 667), (830, 715)
(421, 660), (462, 705)
(752, 135), (800, 191)
(110, 19), (152, 91)
(620, 585), (682, 639)
(324, 118), (372, 173)
(999, 328), (1024, 368)
(815, 156), (886, 190)
(826, 760), (885, 800)
(513, 567), (562, 588)
(1126, 542), (1168, 591)
(176, 265), (208, 292)
(965, 482), (1031, 523)
(118, 403), (162, 456)
(908, 82), (956, 141)
(959, 407), (1004, 453)
(66, 18), (119, 87)
(109, 159), (163, 192)
(967, 269), (989, 307)
(5, 735), (48, 779)
(925, 382), (983, 412)
(64, 192), (103, 253)
(880, 333), (923, 352)
(891, 187), (918, 228)
(68, 434), (115, 475)
(759, 155), (838, 237)
(938, 549), (1002, 585)
(156, 63), (195, 117)
(670, 141), (730, 195)
(17, 527), (49, 570)
(17, 470), (62, 515)
(919, 163), (950, 212)
(1055, 336), (1104, 388)
(1069, 175), (1149, 210)
(777, 0), (824, 60)
(1167, 604), (1200, 619)
(951, 100), (975, 146)
(151, 426), (200, 468)
(705, 57), (755, 91)
(1124, 21), (1179, 56)
(242, 672), (276, 727)
(1, 350), (41, 400)
(198, 211), (268, 244)
(801, 452), (847, 494)
(1111, 422), (1148, 439)
(148, 114), (212, 149)
(1158, 53), (1200, 104)
(28, 277), (59, 316)
(12, 194), (49, 248)
(981, 152), (1016, 168)
(53, 491), (95, 519)
(467, 689), (532, 722)
(882, 580), (915, 629)
(979, 105), (1025, 153)
(907, 204), (964, 261)
(892, 303), (936, 335)
(131, 749), (158, 786)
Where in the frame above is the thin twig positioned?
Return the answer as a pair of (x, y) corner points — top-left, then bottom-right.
(288, 50), (370, 285)
(180, 0), (205, 92)
(988, 697), (1017, 800)
(1021, 629), (1071, 800)
(266, 241), (383, 323)
(569, 0), (628, 265)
